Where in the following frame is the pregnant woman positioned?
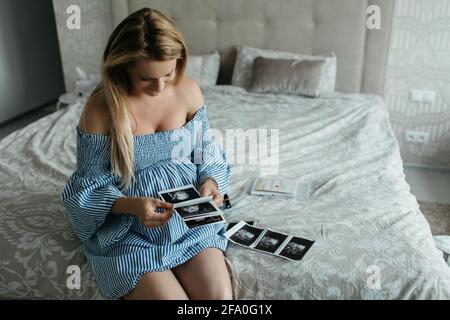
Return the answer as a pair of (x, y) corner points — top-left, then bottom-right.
(61, 7), (232, 300)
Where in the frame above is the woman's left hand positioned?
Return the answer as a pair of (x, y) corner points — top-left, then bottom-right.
(199, 179), (223, 207)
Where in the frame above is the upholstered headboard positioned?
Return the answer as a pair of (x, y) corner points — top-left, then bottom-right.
(111, 0), (394, 95)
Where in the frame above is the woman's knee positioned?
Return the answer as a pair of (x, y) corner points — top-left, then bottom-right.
(196, 280), (233, 300)
(124, 271), (189, 300)
(209, 286), (233, 300)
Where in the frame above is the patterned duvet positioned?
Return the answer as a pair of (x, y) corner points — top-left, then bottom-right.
(1, 85), (449, 299)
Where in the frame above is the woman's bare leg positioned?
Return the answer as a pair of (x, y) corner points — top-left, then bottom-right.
(172, 248), (233, 300)
(123, 269), (189, 300)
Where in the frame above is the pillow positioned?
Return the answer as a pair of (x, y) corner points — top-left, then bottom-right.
(231, 46), (336, 93)
(185, 56), (203, 82)
(185, 51), (221, 87)
(248, 57), (327, 97)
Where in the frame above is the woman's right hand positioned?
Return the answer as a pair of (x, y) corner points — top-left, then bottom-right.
(131, 197), (174, 228)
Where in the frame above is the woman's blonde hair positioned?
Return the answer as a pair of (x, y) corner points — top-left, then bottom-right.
(92, 8), (188, 190)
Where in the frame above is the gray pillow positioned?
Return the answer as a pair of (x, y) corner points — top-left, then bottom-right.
(248, 57), (327, 97)
(231, 46), (337, 93)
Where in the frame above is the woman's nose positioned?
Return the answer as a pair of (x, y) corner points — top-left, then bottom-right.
(155, 79), (164, 92)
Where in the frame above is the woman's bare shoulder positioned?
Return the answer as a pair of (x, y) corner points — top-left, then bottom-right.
(78, 90), (111, 134)
(176, 76), (205, 120)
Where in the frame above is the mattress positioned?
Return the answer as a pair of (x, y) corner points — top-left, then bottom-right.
(0, 85), (449, 299)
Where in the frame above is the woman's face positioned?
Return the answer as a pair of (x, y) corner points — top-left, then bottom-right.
(127, 58), (178, 97)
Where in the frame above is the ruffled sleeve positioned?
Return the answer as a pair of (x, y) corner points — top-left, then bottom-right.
(194, 106), (231, 195)
(61, 127), (132, 248)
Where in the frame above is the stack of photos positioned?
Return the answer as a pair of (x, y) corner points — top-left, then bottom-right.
(224, 221), (314, 261)
(158, 184), (226, 229)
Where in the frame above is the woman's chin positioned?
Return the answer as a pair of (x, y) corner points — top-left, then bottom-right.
(146, 91), (159, 96)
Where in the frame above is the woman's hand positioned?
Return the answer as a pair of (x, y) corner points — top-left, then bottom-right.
(199, 178), (223, 206)
(131, 197), (174, 228)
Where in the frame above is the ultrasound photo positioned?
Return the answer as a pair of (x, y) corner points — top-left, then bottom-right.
(185, 214), (225, 229)
(158, 185), (201, 204)
(228, 223), (265, 247)
(253, 230), (289, 254)
(176, 201), (219, 219)
(277, 236), (314, 261)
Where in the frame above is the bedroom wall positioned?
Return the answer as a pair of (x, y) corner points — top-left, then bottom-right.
(52, 0), (113, 93)
(384, 0), (450, 168)
(0, 0), (64, 124)
(52, 0), (450, 168)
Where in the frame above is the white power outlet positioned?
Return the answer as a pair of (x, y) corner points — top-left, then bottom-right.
(422, 91), (436, 104)
(405, 130), (429, 144)
(409, 90), (436, 105)
(410, 90), (423, 102)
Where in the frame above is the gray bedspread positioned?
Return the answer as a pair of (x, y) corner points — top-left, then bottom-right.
(1, 85), (449, 299)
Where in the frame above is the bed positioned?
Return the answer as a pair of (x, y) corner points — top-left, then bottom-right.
(1, 0), (450, 299)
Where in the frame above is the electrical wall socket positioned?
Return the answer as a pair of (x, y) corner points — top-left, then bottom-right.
(405, 130), (429, 144)
(422, 91), (436, 104)
(409, 90), (436, 105)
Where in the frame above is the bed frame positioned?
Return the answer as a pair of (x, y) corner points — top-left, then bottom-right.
(111, 0), (394, 96)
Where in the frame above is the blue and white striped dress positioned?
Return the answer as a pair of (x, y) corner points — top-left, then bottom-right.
(61, 103), (231, 299)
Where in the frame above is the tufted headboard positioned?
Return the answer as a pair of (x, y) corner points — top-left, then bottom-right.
(111, 0), (394, 95)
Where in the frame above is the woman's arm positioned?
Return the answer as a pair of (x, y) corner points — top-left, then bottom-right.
(111, 197), (174, 228)
(111, 197), (137, 215)
(199, 177), (223, 206)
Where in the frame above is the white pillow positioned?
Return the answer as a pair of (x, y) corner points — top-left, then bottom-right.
(231, 46), (337, 93)
(185, 51), (221, 87)
(185, 56), (203, 82)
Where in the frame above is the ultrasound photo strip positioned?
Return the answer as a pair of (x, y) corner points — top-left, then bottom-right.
(184, 214), (226, 229)
(175, 200), (219, 220)
(158, 184), (201, 204)
(158, 184), (226, 229)
(224, 221), (315, 261)
(224, 221), (265, 247)
(171, 196), (214, 209)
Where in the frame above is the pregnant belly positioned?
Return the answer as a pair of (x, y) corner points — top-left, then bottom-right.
(129, 160), (199, 198)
